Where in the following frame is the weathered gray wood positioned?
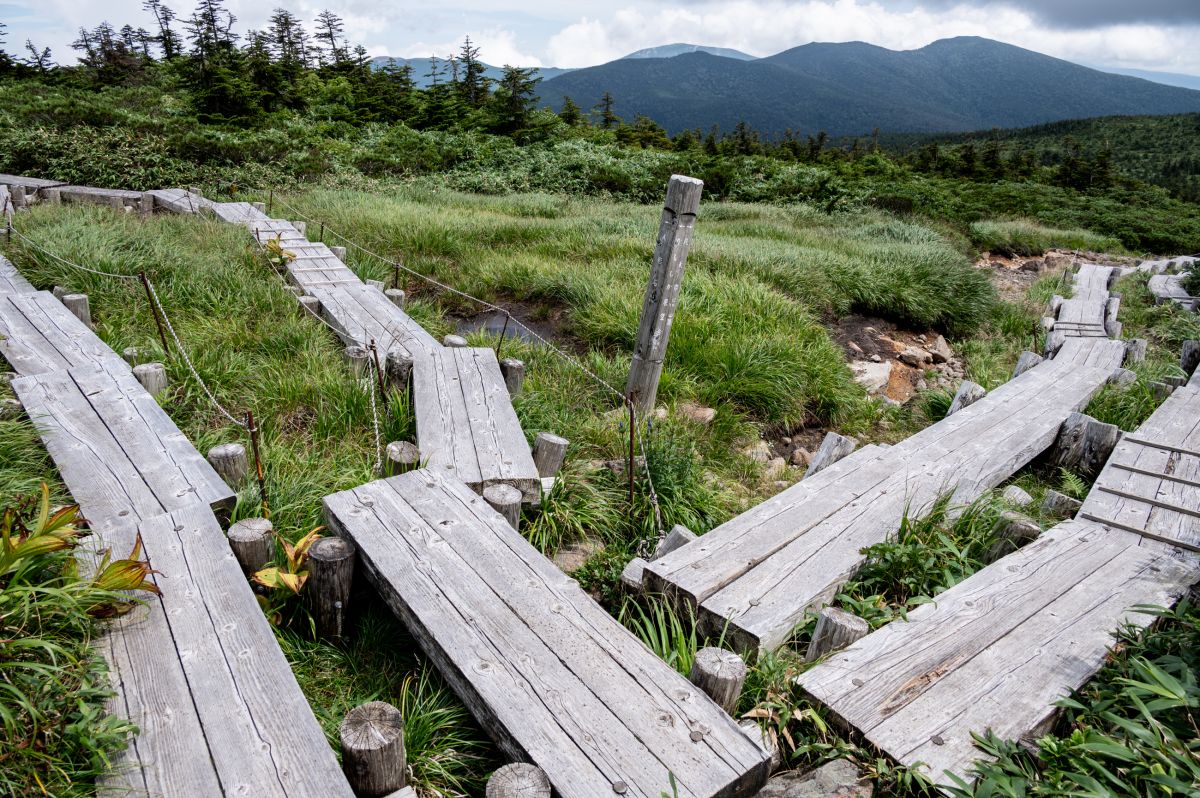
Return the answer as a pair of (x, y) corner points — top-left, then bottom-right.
(1052, 412), (1120, 477)
(323, 470), (771, 798)
(60, 293), (92, 328)
(1001, 484), (1033, 507)
(228, 517), (275, 576)
(1125, 338), (1147, 364)
(298, 294), (321, 318)
(330, 245), (348, 260)
(947, 381), (986, 415)
(531, 432), (569, 478)
(57, 185), (143, 207)
(1151, 380), (1174, 401)
(1011, 351), (1043, 378)
(384, 441), (421, 476)
(654, 524), (698, 559)
(308, 536), (356, 641)
(1041, 489), (1082, 519)
(737, 720), (782, 774)
(1048, 294), (1063, 316)
(121, 346), (142, 366)
(384, 288), (405, 308)
(0, 255), (34, 297)
(1109, 367), (1137, 386)
(341, 701), (406, 797)
(805, 432), (857, 477)
(208, 442), (249, 489)
(0, 173), (68, 190)
(798, 519), (1197, 787)
(689, 647), (747, 715)
(625, 175), (704, 413)
(144, 188), (215, 215)
(1104, 296), (1122, 337)
(486, 764), (551, 798)
(983, 511), (1041, 563)
(484, 483), (523, 529)
(132, 362), (168, 397)
(499, 357), (525, 395)
(620, 557), (649, 592)
(345, 344), (370, 377)
(0, 291), (121, 376)
(1181, 341), (1200, 377)
(805, 607), (869, 662)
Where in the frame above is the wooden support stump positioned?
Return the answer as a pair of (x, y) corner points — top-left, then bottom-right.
(293, 221), (307, 236)
(52, 286), (68, 300)
(121, 347), (141, 366)
(384, 442), (421, 476)
(1109, 367), (1137, 386)
(443, 334), (468, 348)
(340, 701), (406, 797)
(366, 279), (386, 291)
(653, 524), (697, 559)
(626, 175), (704, 413)
(805, 607), (869, 662)
(620, 557), (648, 592)
(384, 288), (405, 309)
(1012, 351), (1043, 378)
(948, 380), (987, 415)
(688, 647), (746, 715)
(1104, 296), (1122, 338)
(499, 358), (525, 396)
(308, 537), (356, 641)
(1053, 412), (1120, 477)
(1163, 375), (1187, 388)
(1049, 294), (1064, 316)
(386, 349), (412, 384)
(228, 517), (274, 576)
(1125, 338), (1147, 365)
(43, 188), (61, 205)
(284, 285), (304, 297)
(137, 193), (155, 215)
(345, 345), (370, 377)
(61, 293), (92, 328)
(1042, 489), (1082, 520)
(1040, 316), (1056, 333)
(483, 484), (523, 530)
(330, 245), (347, 260)
(805, 432), (857, 477)
(132, 362), (168, 397)
(1151, 380), (1174, 401)
(531, 432), (568, 478)
(10, 185), (27, 208)
(299, 295), (321, 318)
(1044, 330), (1066, 357)
(208, 442), (249, 488)
(486, 763), (551, 798)
(1002, 484), (1034, 507)
(0, 398), (22, 421)
(738, 719), (782, 774)
(984, 512), (1041, 563)
(1181, 340), (1200, 377)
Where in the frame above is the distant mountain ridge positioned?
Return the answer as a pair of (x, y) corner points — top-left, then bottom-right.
(368, 56), (572, 89)
(622, 43), (754, 60)
(538, 36), (1200, 136)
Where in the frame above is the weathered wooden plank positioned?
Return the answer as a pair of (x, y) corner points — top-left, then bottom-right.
(0, 291), (124, 375)
(324, 471), (771, 798)
(1148, 273), (1195, 309)
(798, 520), (1197, 787)
(145, 188), (215, 215)
(57, 185), (144, 205)
(104, 505), (355, 797)
(0, 173), (68, 191)
(212, 201), (271, 224)
(1053, 337), (1126, 370)
(0, 254), (35, 297)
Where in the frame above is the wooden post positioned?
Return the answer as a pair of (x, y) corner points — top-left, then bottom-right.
(386, 349), (413, 384)
(625, 175), (704, 413)
(208, 442), (249, 488)
(1181, 340), (1200, 377)
(653, 524), (696, 559)
(531, 432), (568, 478)
(384, 441), (421, 476)
(1104, 296), (1121, 338)
(1044, 330), (1066, 357)
(11, 185), (27, 208)
(948, 380), (987, 415)
(330, 245), (347, 260)
(61, 294), (92, 328)
(384, 288), (405, 309)
(228, 517), (274, 576)
(246, 410), (269, 518)
(499, 357), (525, 396)
(443, 334), (468, 348)
(805, 607), (869, 662)
(340, 701), (406, 797)
(132, 362), (168, 397)
(483, 484), (523, 530)
(738, 719), (782, 773)
(1049, 294), (1064, 316)
(486, 764), (551, 798)
(298, 295), (321, 318)
(1012, 351), (1043, 378)
(345, 345), (370, 377)
(138, 193), (155, 216)
(43, 188), (61, 205)
(308, 536), (356, 641)
(984, 512), (1041, 564)
(688, 647), (746, 715)
(1124, 338), (1147, 365)
(121, 346), (141, 366)
(1053, 412), (1120, 477)
(294, 221), (307, 236)
(1041, 489), (1082, 520)
(1151, 380), (1174, 401)
(805, 432), (857, 477)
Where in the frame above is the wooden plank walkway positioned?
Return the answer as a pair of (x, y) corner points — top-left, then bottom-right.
(644, 353), (1118, 655)
(146, 188), (215, 215)
(1148, 273), (1196, 311)
(0, 291), (124, 375)
(324, 470), (772, 798)
(1054, 264), (1114, 338)
(0, 173), (69, 190)
(57, 185), (145, 207)
(0, 254), (35, 296)
(103, 504), (355, 798)
(798, 519), (1198, 787)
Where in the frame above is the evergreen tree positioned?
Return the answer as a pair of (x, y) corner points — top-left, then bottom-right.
(23, 40), (54, 72)
(731, 120), (759, 155)
(143, 0), (182, 59)
(420, 56), (461, 128)
(957, 142), (978, 177)
(379, 58), (419, 121)
(456, 36), (488, 108)
(267, 8), (309, 75)
(491, 64), (540, 136)
(981, 139), (1004, 179)
(313, 9), (345, 65)
(184, 0), (260, 123)
(558, 95), (584, 127)
(704, 125), (719, 155)
(808, 130), (828, 161)
(594, 91), (619, 129)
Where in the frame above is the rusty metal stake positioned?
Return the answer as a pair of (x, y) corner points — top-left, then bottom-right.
(139, 271), (171, 355)
(319, 221), (325, 242)
(369, 339), (390, 412)
(393, 262), (401, 289)
(267, 188), (274, 216)
(627, 399), (636, 506)
(496, 311), (511, 359)
(246, 410), (270, 518)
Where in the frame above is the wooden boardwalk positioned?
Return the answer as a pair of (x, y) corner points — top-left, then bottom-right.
(1148, 273), (1196, 311)
(0, 291), (124, 376)
(0, 253), (35, 296)
(324, 470), (772, 798)
(643, 347), (1120, 654)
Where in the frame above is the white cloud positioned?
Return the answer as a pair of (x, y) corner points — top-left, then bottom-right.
(399, 28), (544, 67)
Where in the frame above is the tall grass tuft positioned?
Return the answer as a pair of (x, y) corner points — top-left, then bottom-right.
(970, 219), (1125, 257)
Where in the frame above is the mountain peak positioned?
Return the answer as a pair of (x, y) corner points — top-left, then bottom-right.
(621, 43), (755, 61)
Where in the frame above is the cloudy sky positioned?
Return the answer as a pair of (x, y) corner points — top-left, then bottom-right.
(3, 0), (1199, 75)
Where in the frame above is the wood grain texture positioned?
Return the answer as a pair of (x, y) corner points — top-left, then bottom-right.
(0, 173), (68, 190)
(798, 519), (1198, 787)
(0, 291), (125, 376)
(324, 470), (771, 798)
(0, 254), (35, 297)
(145, 188), (216, 215)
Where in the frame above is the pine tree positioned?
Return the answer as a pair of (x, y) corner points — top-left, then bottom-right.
(314, 9), (346, 66)
(491, 64), (540, 136)
(267, 8), (308, 75)
(558, 95), (583, 126)
(594, 91), (619, 129)
(143, 0), (182, 59)
(23, 40), (54, 72)
(456, 36), (488, 108)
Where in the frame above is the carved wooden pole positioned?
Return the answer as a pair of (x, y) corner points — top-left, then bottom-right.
(625, 175), (703, 413)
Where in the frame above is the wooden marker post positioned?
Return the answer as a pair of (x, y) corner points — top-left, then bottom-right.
(625, 175), (703, 413)
(308, 536), (356, 640)
(487, 764), (551, 798)
(340, 701), (405, 796)
(688, 647), (746, 715)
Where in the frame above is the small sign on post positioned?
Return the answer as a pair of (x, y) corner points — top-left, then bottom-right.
(625, 175), (703, 414)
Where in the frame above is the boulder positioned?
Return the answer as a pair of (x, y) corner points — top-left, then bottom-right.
(743, 440), (772, 463)
(928, 335), (953, 364)
(849, 360), (892, 394)
(1019, 259), (1043, 273)
(791, 448), (812, 467)
(679, 401), (717, 425)
(754, 759), (872, 798)
(897, 346), (932, 367)
(764, 457), (787, 480)
(1002, 485), (1034, 507)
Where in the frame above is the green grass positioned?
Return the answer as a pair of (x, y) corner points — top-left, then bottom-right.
(969, 219), (1125, 257)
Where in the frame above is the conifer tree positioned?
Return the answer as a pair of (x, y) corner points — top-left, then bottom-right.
(491, 64), (540, 136)
(456, 36), (488, 108)
(594, 91), (619, 129)
(143, 0), (182, 59)
(558, 95), (584, 126)
(314, 9), (346, 65)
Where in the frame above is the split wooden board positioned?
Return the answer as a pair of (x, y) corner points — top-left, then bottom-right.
(324, 470), (772, 798)
(0, 291), (123, 376)
(101, 504), (355, 798)
(798, 519), (1198, 787)
(146, 188), (215, 215)
(0, 254), (35, 297)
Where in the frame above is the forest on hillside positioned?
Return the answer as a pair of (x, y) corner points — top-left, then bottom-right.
(1, 1), (1198, 253)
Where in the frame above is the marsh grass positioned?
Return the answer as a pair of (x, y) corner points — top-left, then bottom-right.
(970, 219), (1125, 257)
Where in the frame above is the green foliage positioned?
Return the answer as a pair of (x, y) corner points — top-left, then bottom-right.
(970, 219), (1124, 257)
(619, 596), (704, 676)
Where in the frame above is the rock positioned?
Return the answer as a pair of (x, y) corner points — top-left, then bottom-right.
(847, 341), (863, 355)
(791, 448), (812, 466)
(764, 457), (787, 480)
(897, 346), (932, 367)
(1020, 259), (1043, 272)
(1044, 252), (1071, 270)
(928, 335), (953, 364)
(849, 360), (892, 394)
(884, 362), (920, 403)
(1002, 485), (1034, 507)
(869, 354), (882, 363)
(743, 440), (772, 463)
(551, 539), (604, 574)
(781, 437), (792, 446)
(916, 334), (927, 343)
(679, 401), (716, 425)
(755, 759), (872, 798)
(604, 456), (646, 476)
(653, 407), (669, 421)
(1041, 490), (1082, 520)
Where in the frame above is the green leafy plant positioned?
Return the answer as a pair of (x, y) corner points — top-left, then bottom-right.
(619, 595), (703, 676)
